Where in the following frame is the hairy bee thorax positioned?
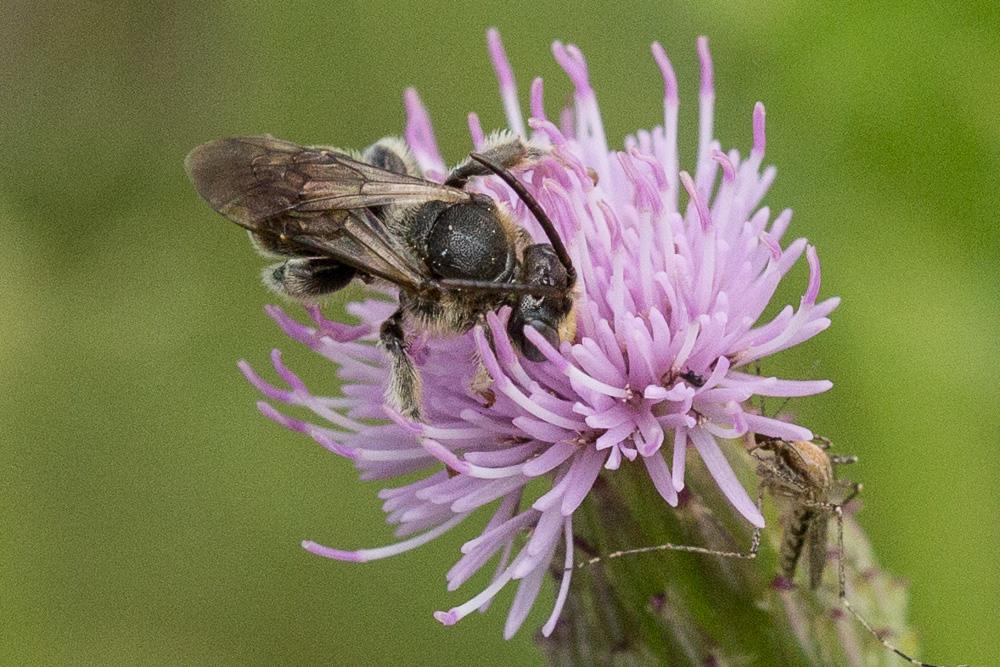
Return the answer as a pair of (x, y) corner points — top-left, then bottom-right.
(401, 289), (509, 337)
(402, 199), (518, 282)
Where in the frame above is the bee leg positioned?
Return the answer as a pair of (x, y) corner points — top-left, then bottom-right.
(363, 137), (421, 177)
(379, 309), (423, 421)
(469, 363), (495, 407)
(363, 138), (422, 222)
(445, 133), (545, 187)
(262, 258), (357, 301)
(467, 317), (496, 407)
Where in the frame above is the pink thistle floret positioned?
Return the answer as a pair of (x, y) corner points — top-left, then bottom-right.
(242, 31), (838, 639)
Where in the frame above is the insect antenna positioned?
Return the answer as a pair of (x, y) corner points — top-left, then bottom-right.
(437, 277), (564, 297)
(468, 152), (576, 286)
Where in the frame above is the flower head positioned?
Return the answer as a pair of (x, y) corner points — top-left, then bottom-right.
(241, 30), (837, 639)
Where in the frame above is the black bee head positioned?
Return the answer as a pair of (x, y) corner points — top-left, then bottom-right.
(508, 243), (574, 362)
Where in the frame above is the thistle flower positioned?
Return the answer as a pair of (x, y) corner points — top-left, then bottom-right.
(240, 31), (838, 641)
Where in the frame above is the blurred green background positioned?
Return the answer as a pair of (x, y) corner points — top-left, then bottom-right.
(2, 1), (996, 665)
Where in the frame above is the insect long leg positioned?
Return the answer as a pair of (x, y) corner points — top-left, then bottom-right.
(813, 435), (831, 449)
(754, 360), (767, 416)
(379, 308), (422, 421)
(770, 396), (793, 419)
(444, 135), (544, 188)
(572, 528), (762, 571)
(568, 488), (764, 572)
(825, 502), (964, 667)
(775, 492), (967, 667)
(839, 481), (862, 505)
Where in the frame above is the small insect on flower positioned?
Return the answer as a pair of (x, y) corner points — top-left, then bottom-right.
(185, 134), (576, 420)
(751, 436), (965, 667)
(572, 436), (965, 666)
(752, 436), (859, 591)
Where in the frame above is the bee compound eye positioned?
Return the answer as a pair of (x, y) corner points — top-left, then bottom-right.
(518, 319), (559, 362)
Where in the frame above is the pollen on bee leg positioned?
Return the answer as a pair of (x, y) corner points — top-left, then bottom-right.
(469, 361), (496, 407)
(557, 304), (577, 344)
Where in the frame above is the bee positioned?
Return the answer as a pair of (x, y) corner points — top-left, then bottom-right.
(185, 134), (576, 420)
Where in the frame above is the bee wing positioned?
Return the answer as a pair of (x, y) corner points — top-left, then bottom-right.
(185, 135), (470, 224)
(806, 515), (830, 590)
(287, 208), (429, 289)
(185, 135), (469, 290)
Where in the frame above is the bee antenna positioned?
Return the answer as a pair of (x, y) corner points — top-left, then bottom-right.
(469, 152), (576, 285)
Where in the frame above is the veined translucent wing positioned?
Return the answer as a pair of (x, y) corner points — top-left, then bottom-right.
(185, 135), (471, 289)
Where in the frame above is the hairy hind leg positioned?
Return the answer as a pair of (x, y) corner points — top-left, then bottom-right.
(262, 258), (357, 301)
(444, 132), (546, 188)
(380, 308), (422, 421)
(364, 137), (421, 177)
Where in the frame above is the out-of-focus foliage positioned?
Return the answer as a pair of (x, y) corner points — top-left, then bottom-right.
(1, 2), (995, 664)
